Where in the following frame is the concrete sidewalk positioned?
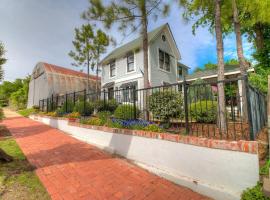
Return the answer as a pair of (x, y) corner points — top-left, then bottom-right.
(2, 112), (210, 200)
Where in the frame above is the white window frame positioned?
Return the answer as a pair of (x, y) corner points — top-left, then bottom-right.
(109, 60), (116, 78)
(158, 48), (171, 73)
(126, 52), (136, 74)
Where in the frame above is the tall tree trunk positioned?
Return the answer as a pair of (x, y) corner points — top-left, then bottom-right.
(215, 0), (227, 133)
(96, 49), (100, 94)
(232, 0), (248, 121)
(254, 23), (264, 51)
(87, 53), (90, 94)
(141, 0), (150, 120)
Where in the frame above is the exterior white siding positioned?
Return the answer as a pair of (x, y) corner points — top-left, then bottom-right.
(149, 29), (178, 86)
(101, 25), (180, 89)
(101, 50), (143, 86)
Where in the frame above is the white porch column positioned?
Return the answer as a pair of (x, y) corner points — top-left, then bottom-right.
(238, 79), (243, 117)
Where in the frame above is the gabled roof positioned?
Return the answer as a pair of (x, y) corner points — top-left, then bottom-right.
(41, 62), (100, 80)
(181, 65), (254, 81)
(100, 23), (180, 64)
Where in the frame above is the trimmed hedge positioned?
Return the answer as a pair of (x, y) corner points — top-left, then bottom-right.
(149, 90), (184, 122)
(190, 100), (217, 123)
(114, 104), (139, 120)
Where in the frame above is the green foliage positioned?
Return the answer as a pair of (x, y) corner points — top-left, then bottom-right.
(149, 91), (184, 122)
(9, 77), (30, 110)
(114, 104), (139, 120)
(190, 100), (217, 123)
(0, 76), (30, 110)
(0, 138), (50, 199)
(97, 111), (111, 125)
(73, 100), (94, 116)
(105, 119), (124, 129)
(82, 0), (170, 34)
(249, 25), (270, 94)
(81, 117), (103, 126)
(69, 24), (109, 91)
(59, 99), (74, 113)
(241, 182), (270, 200)
(260, 160), (270, 176)
(65, 112), (80, 119)
(144, 124), (163, 132)
(188, 79), (213, 102)
(225, 84), (237, 97)
(94, 99), (118, 112)
(55, 107), (65, 117)
(18, 108), (37, 117)
(0, 41), (6, 81)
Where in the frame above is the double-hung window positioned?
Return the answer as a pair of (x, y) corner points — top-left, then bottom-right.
(110, 60), (116, 77)
(159, 49), (170, 72)
(127, 53), (134, 72)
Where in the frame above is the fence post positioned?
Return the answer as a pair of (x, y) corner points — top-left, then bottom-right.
(103, 89), (106, 107)
(244, 75), (254, 140)
(133, 86), (137, 119)
(183, 77), (189, 134)
(46, 98), (49, 113)
(83, 89), (86, 116)
(56, 95), (58, 110)
(65, 93), (68, 113)
(51, 94), (54, 111)
(73, 92), (76, 106)
(42, 99), (44, 112)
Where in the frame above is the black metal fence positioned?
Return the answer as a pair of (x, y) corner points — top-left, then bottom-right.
(39, 76), (267, 141)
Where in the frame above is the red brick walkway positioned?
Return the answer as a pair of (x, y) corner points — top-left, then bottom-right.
(2, 116), (210, 200)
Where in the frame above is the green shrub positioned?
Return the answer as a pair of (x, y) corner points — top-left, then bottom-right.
(65, 112), (81, 119)
(97, 111), (111, 125)
(59, 99), (74, 113)
(73, 101), (94, 116)
(149, 90), (184, 122)
(83, 117), (103, 126)
(190, 100), (217, 123)
(55, 107), (65, 117)
(106, 119), (124, 128)
(144, 124), (163, 132)
(114, 104), (139, 120)
(18, 108), (37, 117)
(241, 182), (270, 200)
(188, 79), (214, 102)
(94, 99), (118, 112)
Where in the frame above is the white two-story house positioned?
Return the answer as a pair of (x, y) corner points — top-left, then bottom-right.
(100, 23), (188, 101)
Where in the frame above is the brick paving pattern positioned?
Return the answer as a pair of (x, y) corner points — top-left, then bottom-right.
(2, 115), (210, 200)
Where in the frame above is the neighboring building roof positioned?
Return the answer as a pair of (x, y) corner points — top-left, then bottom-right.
(178, 62), (190, 69)
(42, 62), (100, 80)
(180, 65), (255, 82)
(100, 23), (179, 65)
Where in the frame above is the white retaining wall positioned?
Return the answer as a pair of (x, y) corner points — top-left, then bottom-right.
(30, 115), (259, 200)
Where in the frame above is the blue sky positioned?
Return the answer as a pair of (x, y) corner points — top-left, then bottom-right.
(0, 0), (254, 81)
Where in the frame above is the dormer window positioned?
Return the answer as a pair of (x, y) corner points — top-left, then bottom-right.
(110, 60), (116, 77)
(159, 49), (170, 72)
(127, 53), (134, 72)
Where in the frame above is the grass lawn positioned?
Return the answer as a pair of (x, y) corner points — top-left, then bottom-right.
(0, 126), (50, 200)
